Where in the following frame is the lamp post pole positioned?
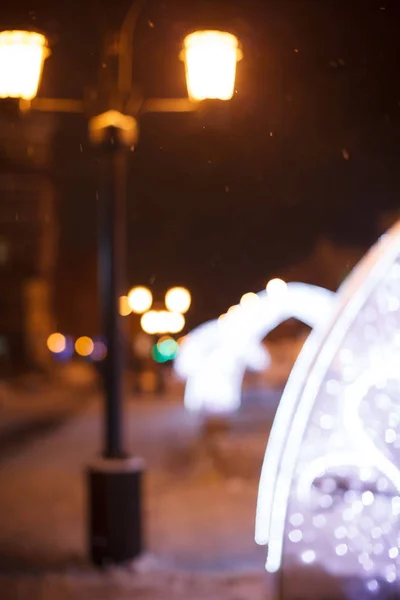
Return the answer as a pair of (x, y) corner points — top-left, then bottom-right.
(98, 130), (127, 459)
(0, 7), (242, 567)
(88, 122), (144, 564)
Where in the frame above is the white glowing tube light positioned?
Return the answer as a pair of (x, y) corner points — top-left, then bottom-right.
(255, 223), (400, 600)
(175, 283), (336, 414)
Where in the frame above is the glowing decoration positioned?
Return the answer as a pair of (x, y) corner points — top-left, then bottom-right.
(165, 287), (191, 314)
(47, 332), (66, 354)
(75, 336), (94, 357)
(127, 286), (152, 314)
(119, 295), (131, 316)
(256, 223), (400, 600)
(182, 30), (242, 101)
(0, 30), (49, 100)
(175, 283), (335, 413)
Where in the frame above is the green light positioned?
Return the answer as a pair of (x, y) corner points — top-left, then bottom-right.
(152, 337), (179, 363)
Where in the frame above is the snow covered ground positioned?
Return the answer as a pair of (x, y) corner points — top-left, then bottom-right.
(0, 391), (277, 599)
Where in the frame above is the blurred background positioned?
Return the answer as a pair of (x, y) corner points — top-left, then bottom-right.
(1, 0), (400, 385)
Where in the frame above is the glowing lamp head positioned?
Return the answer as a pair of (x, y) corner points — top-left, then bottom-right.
(0, 30), (49, 100)
(165, 287), (191, 314)
(182, 30), (242, 101)
(127, 286), (153, 314)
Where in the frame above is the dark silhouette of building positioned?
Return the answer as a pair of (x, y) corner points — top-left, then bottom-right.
(0, 104), (57, 374)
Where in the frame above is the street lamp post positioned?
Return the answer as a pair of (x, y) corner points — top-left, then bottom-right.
(0, 3), (242, 565)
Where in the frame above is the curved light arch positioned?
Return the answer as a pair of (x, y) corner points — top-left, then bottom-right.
(255, 223), (400, 598)
(175, 283), (336, 413)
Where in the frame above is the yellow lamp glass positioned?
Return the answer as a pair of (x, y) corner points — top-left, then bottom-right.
(0, 30), (49, 100)
(182, 30), (241, 101)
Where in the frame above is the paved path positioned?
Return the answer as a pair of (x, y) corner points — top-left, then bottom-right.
(0, 389), (278, 599)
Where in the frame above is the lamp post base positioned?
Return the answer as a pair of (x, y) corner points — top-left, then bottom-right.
(87, 457), (144, 566)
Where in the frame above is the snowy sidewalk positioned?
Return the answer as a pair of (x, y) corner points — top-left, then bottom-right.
(0, 378), (95, 462)
(0, 395), (274, 599)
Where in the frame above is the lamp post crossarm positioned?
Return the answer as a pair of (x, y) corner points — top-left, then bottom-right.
(19, 97), (84, 114)
(140, 97), (199, 114)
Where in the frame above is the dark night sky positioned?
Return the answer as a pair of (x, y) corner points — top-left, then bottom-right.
(3, 0), (400, 327)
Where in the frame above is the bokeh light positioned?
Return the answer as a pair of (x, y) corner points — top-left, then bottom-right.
(266, 278), (288, 298)
(141, 310), (160, 335)
(167, 312), (185, 334)
(47, 332), (66, 354)
(152, 336), (180, 363)
(119, 295), (132, 316)
(75, 336), (94, 357)
(91, 340), (107, 361)
(165, 287), (191, 314)
(127, 286), (153, 314)
(141, 310), (185, 334)
(240, 292), (259, 307)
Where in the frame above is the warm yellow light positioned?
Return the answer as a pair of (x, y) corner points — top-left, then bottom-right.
(75, 336), (94, 357)
(119, 295), (132, 316)
(182, 30), (241, 101)
(266, 278), (288, 298)
(167, 312), (185, 334)
(141, 310), (159, 335)
(165, 286), (191, 314)
(127, 286), (153, 314)
(47, 332), (66, 354)
(140, 310), (185, 334)
(0, 30), (49, 100)
(240, 292), (259, 307)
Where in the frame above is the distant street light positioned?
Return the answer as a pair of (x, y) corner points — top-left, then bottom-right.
(119, 295), (132, 316)
(1, 0), (241, 567)
(165, 286), (191, 314)
(46, 332), (66, 354)
(168, 312), (185, 334)
(75, 336), (95, 357)
(140, 310), (160, 335)
(140, 310), (185, 335)
(127, 286), (153, 314)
